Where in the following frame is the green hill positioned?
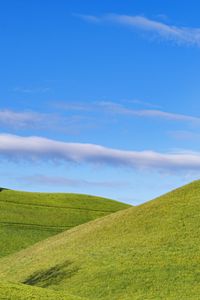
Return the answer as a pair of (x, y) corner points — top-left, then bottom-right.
(0, 281), (84, 300)
(1, 180), (200, 299)
(0, 189), (130, 258)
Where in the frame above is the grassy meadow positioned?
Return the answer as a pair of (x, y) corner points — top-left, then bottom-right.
(0, 281), (84, 300)
(0, 189), (130, 258)
(1, 181), (200, 299)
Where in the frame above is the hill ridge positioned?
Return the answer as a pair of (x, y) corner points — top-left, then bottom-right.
(1, 180), (200, 299)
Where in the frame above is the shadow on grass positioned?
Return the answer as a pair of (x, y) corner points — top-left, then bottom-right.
(23, 260), (79, 287)
(0, 188), (8, 192)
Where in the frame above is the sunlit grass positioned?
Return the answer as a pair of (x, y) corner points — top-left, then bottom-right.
(0, 189), (129, 258)
(1, 181), (200, 299)
(0, 281), (84, 300)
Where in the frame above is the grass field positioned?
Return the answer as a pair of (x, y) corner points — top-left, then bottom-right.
(0, 281), (84, 300)
(1, 181), (200, 299)
(0, 189), (130, 258)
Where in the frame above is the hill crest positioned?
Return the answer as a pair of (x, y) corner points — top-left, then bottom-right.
(1, 180), (200, 299)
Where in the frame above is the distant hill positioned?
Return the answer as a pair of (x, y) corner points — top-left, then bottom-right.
(0, 189), (130, 258)
(1, 181), (200, 299)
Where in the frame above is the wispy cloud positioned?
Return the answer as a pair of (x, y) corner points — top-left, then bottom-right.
(77, 13), (200, 46)
(54, 102), (94, 112)
(0, 110), (47, 129)
(20, 174), (128, 189)
(57, 101), (200, 124)
(1, 134), (200, 173)
(73, 13), (100, 23)
(0, 109), (97, 134)
(124, 108), (200, 123)
(124, 99), (162, 109)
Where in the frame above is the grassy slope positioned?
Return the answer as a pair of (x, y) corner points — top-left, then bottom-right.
(0, 282), (84, 300)
(0, 189), (129, 258)
(1, 180), (200, 299)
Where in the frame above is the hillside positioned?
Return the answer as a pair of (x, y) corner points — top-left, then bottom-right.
(0, 281), (84, 300)
(1, 180), (200, 299)
(0, 189), (130, 257)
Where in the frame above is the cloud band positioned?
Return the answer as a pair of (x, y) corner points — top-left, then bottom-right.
(0, 134), (200, 172)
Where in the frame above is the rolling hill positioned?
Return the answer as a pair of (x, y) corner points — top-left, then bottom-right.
(0, 181), (200, 299)
(0, 189), (130, 258)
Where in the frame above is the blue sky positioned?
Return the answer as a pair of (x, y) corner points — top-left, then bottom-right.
(1, 0), (200, 204)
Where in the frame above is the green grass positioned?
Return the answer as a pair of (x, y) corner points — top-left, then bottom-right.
(0, 189), (130, 258)
(0, 281), (84, 300)
(1, 180), (200, 299)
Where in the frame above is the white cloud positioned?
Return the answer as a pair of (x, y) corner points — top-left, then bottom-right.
(77, 13), (200, 46)
(1, 134), (200, 173)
